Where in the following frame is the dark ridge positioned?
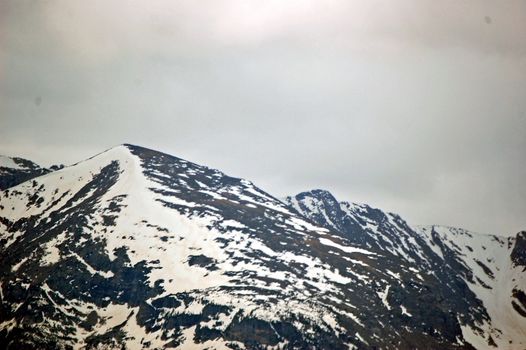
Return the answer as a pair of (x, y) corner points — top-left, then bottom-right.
(0, 156), (50, 190)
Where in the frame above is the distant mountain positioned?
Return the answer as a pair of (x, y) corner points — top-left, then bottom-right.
(285, 190), (526, 349)
(0, 145), (524, 349)
(0, 156), (50, 190)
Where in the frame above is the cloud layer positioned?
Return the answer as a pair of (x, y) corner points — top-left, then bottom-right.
(1, 0), (525, 235)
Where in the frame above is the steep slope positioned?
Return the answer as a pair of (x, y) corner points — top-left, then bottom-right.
(0, 156), (49, 190)
(285, 190), (526, 349)
(416, 226), (526, 349)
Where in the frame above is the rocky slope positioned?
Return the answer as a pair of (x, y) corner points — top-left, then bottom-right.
(0, 156), (49, 190)
(0, 145), (524, 349)
(285, 190), (526, 349)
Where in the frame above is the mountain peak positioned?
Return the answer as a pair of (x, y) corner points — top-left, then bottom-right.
(87, 144), (175, 162)
(294, 188), (339, 204)
(286, 189), (341, 212)
(284, 189), (347, 233)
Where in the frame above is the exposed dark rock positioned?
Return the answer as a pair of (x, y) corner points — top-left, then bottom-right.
(0, 156), (50, 190)
(511, 231), (526, 270)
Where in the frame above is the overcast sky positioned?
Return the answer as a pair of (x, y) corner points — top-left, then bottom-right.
(1, 0), (525, 235)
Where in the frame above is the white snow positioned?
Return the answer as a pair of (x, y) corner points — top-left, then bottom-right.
(400, 305), (412, 317)
(40, 232), (66, 266)
(355, 332), (368, 345)
(386, 269), (401, 281)
(416, 225), (526, 349)
(342, 256), (369, 267)
(249, 239), (278, 257)
(376, 285), (391, 310)
(319, 237), (375, 255)
(11, 257), (28, 272)
(220, 219), (246, 229)
(0, 156), (22, 170)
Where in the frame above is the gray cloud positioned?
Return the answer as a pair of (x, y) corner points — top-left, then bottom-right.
(1, 0), (525, 235)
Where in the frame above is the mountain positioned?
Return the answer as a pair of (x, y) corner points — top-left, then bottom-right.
(285, 190), (526, 349)
(0, 156), (50, 190)
(0, 144), (524, 349)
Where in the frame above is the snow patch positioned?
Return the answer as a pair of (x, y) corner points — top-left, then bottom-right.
(319, 237), (375, 255)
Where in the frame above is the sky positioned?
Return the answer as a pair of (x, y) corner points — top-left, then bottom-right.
(1, 0), (525, 235)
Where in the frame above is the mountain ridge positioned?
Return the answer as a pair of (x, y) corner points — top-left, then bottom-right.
(0, 155), (50, 191)
(0, 144), (524, 349)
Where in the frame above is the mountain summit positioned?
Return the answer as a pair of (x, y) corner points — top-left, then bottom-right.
(1, 144), (525, 349)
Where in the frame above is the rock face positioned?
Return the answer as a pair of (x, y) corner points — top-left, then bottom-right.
(0, 144), (524, 349)
(511, 231), (526, 270)
(0, 156), (49, 190)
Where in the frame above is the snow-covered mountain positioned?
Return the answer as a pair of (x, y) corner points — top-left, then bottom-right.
(0, 156), (49, 190)
(0, 145), (524, 349)
(285, 190), (526, 349)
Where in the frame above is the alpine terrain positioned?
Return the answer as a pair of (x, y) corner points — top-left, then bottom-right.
(0, 144), (524, 349)
(0, 156), (50, 191)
